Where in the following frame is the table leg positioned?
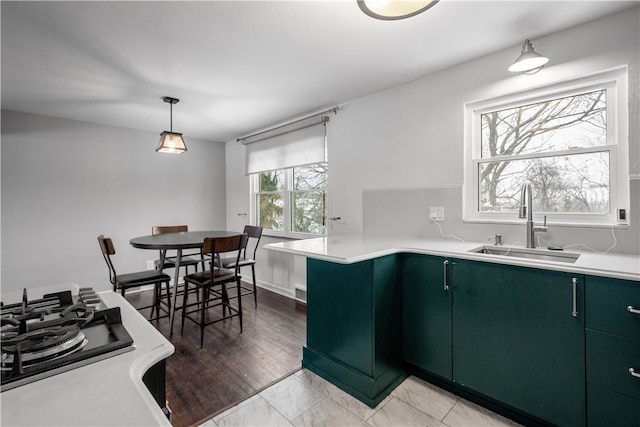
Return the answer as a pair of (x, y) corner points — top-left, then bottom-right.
(156, 249), (168, 321)
(169, 249), (182, 336)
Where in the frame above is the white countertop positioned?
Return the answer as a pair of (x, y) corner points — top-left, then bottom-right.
(265, 234), (640, 282)
(1, 283), (175, 427)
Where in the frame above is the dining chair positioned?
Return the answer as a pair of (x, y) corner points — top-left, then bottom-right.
(97, 234), (172, 321)
(178, 234), (247, 347)
(214, 225), (263, 307)
(152, 225), (204, 315)
(152, 225), (204, 274)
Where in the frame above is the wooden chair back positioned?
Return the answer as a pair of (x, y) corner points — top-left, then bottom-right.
(202, 234), (246, 256)
(203, 234), (247, 274)
(152, 225), (188, 235)
(242, 225), (263, 259)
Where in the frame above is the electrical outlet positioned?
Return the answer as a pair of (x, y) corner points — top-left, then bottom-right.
(430, 206), (445, 222)
(146, 260), (155, 270)
(619, 208), (626, 221)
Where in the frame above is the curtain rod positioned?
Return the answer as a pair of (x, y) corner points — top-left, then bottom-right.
(237, 106), (340, 144)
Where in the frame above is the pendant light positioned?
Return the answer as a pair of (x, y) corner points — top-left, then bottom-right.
(156, 96), (187, 154)
(357, 0), (439, 20)
(508, 39), (549, 75)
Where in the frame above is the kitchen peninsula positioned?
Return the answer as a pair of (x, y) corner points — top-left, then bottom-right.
(266, 234), (640, 280)
(1, 283), (174, 427)
(266, 235), (640, 426)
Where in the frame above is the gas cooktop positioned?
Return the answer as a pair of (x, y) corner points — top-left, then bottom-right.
(1, 288), (134, 392)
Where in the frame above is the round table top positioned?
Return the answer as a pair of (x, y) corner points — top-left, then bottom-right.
(129, 230), (241, 250)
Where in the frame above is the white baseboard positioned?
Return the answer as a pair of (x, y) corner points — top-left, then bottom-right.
(128, 276), (304, 304)
(254, 278), (296, 300)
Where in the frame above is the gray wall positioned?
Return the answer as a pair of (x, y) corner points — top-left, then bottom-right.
(1, 110), (226, 293)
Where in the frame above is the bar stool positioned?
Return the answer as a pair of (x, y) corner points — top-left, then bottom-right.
(178, 234), (247, 347)
(98, 235), (172, 321)
(214, 225), (263, 307)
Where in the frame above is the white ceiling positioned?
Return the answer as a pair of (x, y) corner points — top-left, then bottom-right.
(1, 1), (636, 142)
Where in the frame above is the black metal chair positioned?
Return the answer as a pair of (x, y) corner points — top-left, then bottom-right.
(98, 234), (172, 321)
(152, 225), (203, 316)
(152, 225), (204, 273)
(214, 225), (263, 307)
(178, 234), (247, 347)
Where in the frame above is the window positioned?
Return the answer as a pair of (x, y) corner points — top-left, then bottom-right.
(241, 111), (332, 237)
(254, 163), (328, 236)
(464, 67), (629, 226)
(256, 169), (285, 231)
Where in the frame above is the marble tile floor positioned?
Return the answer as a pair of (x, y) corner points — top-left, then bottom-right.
(200, 369), (522, 427)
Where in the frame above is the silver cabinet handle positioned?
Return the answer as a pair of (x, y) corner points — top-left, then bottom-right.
(629, 368), (640, 379)
(628, 306), (640, 315)
(443, 260), (450, 291)
(571, 277), (578, 318)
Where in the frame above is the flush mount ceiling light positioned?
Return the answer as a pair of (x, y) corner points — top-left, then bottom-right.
(156, 96), (187, 154)
(508, 39), (549, 75)
(357, 0), (439, 20)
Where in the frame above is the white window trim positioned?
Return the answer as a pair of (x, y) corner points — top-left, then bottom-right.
(463, 66), (630, 228)
(250, 166), (328, 239)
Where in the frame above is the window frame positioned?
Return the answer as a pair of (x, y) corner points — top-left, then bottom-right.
(463, 66), (629, 227)
(251, 163), (328, 238)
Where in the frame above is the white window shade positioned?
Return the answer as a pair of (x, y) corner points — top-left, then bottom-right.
(242, 117), (328, 175)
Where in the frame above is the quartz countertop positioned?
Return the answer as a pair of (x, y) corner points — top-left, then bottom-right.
(265, 234), (640, 282)
(1, 283), (174, 427)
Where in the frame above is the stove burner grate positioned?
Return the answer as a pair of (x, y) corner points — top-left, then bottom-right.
(1, 325), (88, 374)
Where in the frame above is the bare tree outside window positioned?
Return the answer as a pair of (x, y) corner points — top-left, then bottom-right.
(479, 90), (609, 214)
(292, 163), (327, 234)
(257, 170), (284, 231)
(255, 163), (327, 235)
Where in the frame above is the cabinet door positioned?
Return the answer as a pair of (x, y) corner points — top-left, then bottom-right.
(586, 275), (640, 340)
(585, 275), (640, 426)
(587, 330), (640, 400)
(402, 254), (452, 379)
(587, 384), (640, 427)
(306, 255), (402, 379)
(307, 258), (374, 376)
(452, 260), (585, 427)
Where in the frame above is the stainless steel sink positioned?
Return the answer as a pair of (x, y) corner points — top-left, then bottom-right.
(468, 245), (580, 263)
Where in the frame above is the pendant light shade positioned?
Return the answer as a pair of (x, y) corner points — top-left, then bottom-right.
(157, 131), (186, 154)
(357, 0), (439, 20)
(156, 96), (187, 154)
(508, 39), (549, 75)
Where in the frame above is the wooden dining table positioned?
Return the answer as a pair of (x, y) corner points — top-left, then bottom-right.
(129, 230), (242, 331)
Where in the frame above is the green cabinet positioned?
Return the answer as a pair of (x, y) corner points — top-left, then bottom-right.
(402, 254), (452, 380)
(403, 256), (586, 426)
(307, 250), (638, 425)
(451, 260), (585, 427)
(585, 275), (640, 426)
(304, 255), (405, 407)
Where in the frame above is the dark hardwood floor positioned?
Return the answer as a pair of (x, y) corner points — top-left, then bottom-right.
(127, 285), (306, 427)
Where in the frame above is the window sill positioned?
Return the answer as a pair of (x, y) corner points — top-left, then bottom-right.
(261, 230), (326, 240)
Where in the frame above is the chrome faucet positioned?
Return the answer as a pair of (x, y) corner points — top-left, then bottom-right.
(519, 181), (547, 248)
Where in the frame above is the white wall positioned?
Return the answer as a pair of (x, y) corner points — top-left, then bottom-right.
(226, 7), (640, 296)
(1, 110), (227, 293)
(329, 7), (639, 232)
